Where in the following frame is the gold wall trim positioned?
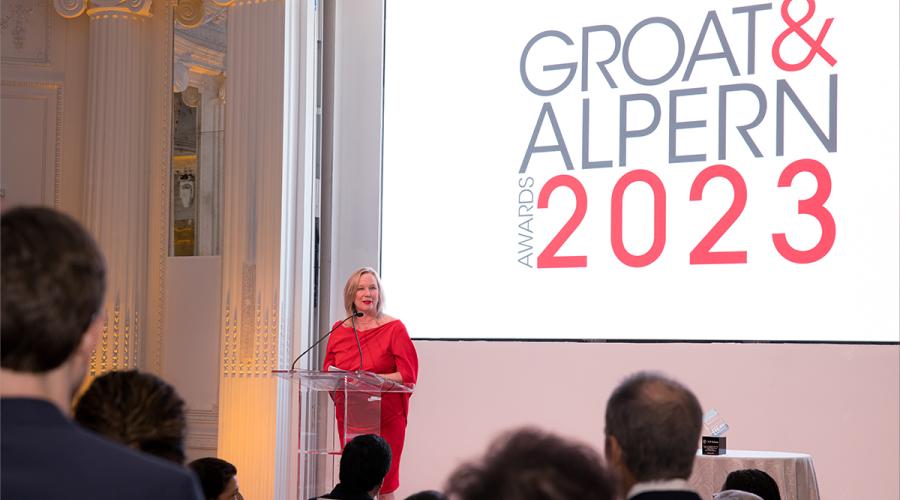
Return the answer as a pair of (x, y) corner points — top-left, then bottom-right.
(151, 0), (174, 374)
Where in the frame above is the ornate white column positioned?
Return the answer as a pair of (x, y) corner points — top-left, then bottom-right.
(216, 1), (285, 499)
(196, 76), (224, 256)
(54, 0), (152, 375)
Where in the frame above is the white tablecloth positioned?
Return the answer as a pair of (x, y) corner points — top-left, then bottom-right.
(688, 449), (820, 500)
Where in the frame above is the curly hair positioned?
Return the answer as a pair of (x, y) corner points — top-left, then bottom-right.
(446, 428), (618, 500)
(74, 370), (187, 464)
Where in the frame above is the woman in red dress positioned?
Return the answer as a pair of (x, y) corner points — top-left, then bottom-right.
(323, 267), (419, 498)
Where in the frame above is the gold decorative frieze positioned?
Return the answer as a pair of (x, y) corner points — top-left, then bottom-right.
(54, 0), (152, 19)
(222, 285), (280, 377)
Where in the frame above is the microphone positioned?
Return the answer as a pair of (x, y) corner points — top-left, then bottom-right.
(350, 312), (364, 371)
(289, 311), (363, 370)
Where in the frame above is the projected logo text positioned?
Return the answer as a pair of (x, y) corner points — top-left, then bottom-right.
(515, 0), (838, 269)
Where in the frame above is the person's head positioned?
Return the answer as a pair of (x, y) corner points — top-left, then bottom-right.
(604, 371), (702, 491)
(446, 427), (618, 500)
(721, 469), (781, 500)
(189, 457), (243, 500)
(343, 266), (385, 317)
(1, 206), (106, 395)
(405, 490), (448, 500)
(74, 370), (188, 464)
(339, 434), (392, 496)
(713, 491), (764, 500)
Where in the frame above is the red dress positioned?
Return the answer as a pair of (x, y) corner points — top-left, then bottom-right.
(322, 319), (418, 494)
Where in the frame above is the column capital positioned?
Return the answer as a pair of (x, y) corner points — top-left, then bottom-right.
(174, 0), (203, 27)
(54, 0), (152, 19)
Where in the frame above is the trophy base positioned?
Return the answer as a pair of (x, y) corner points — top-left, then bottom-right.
(701, 436), (726, 455)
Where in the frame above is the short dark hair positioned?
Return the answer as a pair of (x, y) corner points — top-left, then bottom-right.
(74, 370), (187, 464)
(723, 469), (781, 500)
(446, 428), (618, 500)
(189, 457), (238, 500)
(340, 434), (392, 493)
(605, 371), (703, 481)
(1, 206), (106, 373)
(404, 490), (447, 500)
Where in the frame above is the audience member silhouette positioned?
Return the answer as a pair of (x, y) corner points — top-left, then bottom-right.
(404, 490), (447, 500)
(713, 491), (764, 500)
(313, 434), (392, 500)
(721, 469), (781, 500)
(75, 369), (188, 464)
(0, 206), (201, 500)
(445, 427), (618, 500)
(604, 371), (703, 500)
(189, 457), (244, 500)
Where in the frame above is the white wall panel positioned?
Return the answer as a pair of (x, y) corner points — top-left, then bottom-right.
(0, 81), (61, 209)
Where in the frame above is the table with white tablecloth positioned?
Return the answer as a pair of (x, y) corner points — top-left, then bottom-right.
(688, 449), (820, 500)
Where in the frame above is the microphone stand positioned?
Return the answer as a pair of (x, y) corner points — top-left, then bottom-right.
(350, 311), (365, 371)
(289, 312), (362, 371)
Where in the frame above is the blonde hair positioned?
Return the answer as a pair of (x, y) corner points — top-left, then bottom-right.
(343, 266), (385, 317)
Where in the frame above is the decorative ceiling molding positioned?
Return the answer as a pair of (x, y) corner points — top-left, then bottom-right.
(173, 1), (226, 95)
(173, 60), (224, 94)
(174, 33), (225, 74)
(173, 0), (226, 97)
(53, 0), (152, 19)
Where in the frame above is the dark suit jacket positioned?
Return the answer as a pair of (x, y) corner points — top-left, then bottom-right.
(631, 491), (704, 500)
(1, 398), (202, 500)
(311, 482), (375, 500)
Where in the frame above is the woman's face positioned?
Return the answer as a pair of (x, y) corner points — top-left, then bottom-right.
(216, 476), (242, 500)
(353, 273), (380, 315)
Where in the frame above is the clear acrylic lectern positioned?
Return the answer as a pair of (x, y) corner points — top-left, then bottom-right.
(272, 369), (413, 499)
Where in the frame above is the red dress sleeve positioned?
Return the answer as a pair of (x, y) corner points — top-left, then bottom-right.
(391, 321), (418, 385)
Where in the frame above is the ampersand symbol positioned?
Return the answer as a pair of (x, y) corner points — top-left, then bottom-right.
(772, 0), (836, 71)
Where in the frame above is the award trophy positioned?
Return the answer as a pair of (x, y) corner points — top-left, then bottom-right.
(701, 408), (729, 455)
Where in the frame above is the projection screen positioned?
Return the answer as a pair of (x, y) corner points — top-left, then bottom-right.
(381, 0), (899, 342)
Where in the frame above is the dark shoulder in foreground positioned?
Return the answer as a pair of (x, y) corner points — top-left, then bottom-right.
(2, 399), (201, 500)
(630, 491), (703, 500)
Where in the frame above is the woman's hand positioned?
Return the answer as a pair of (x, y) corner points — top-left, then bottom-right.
(379, 371), (403, 383)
